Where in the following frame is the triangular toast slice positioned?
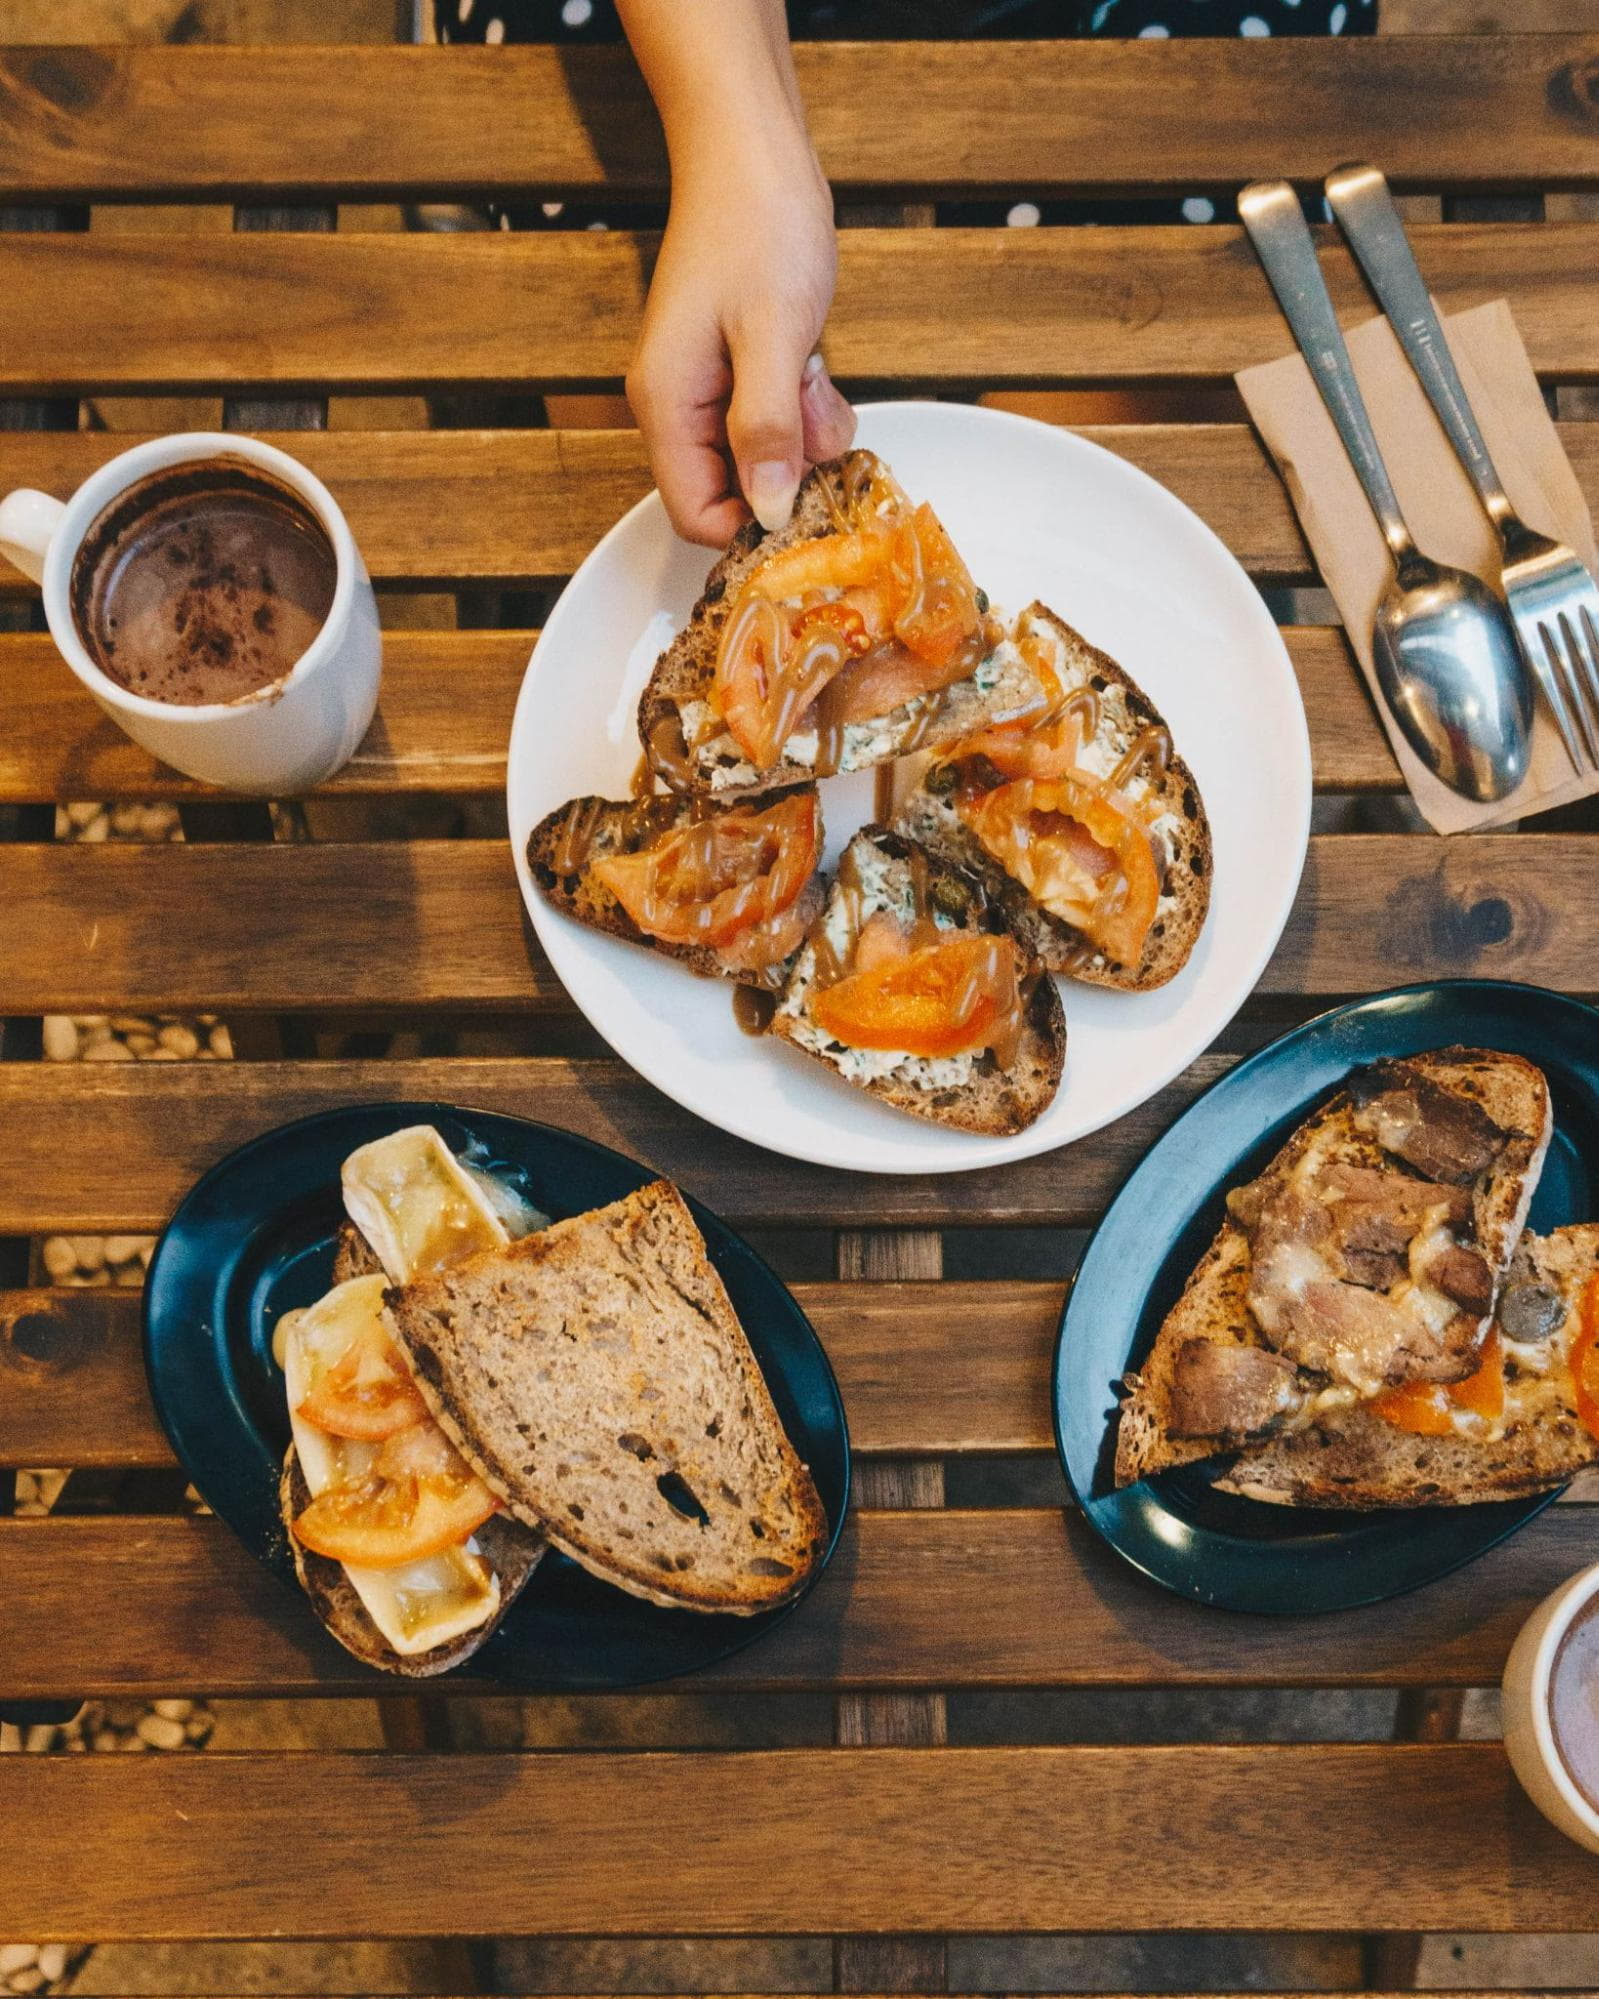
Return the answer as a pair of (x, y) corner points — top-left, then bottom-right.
(1116, 1049), (1556, 1505)
(896, 603), (1211, 991)
(526, 788), (825, 992)
(636, 450), (1045, 796)
(769, 825), (1066, 1136)
(385, 1181), (828, 1614)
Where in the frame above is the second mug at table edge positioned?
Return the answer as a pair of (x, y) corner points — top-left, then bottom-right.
(0, 432), (381, 795)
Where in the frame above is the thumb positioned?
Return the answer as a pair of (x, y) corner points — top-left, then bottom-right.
(725, 315), (811, 533)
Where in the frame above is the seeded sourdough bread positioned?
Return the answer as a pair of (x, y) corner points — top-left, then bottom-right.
(635, 450), (1045, 796)
(525, 789), (825, 991)
(385, 1180), (828, 1614)
(1115, 1049), (1554, 1502)
(279, 1447), (544, 1677)
(896, 603), (1211, 991)
(769, 825), (1066, 1137)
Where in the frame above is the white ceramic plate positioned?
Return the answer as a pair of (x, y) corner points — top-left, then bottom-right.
(508, 401), (1310, 1175)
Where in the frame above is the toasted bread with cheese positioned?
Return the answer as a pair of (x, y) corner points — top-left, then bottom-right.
(896, 603), (1211, 991)
(769, 825), (1066, 1136)
(635, 450), (1045, 796)
(385, 1180), (829, 1615)
(526, 788), (825, 992)
(1116, 1048), (1554, 1503)
(280, 1448), (543, 1677)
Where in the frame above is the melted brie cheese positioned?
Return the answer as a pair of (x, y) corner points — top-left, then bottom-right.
(341, 1125), (511, 1281)
(280, 1278), (499, 1659)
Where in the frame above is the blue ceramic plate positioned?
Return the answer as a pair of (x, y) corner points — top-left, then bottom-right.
(144, 1104), (850, 1686)
(1054, 981), (1599, 1615)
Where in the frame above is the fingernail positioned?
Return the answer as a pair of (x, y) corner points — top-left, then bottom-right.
(748, 459), (800, 532)
(803, 351), (827, 384)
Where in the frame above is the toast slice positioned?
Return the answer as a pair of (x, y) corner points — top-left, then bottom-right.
(385, 1180), (829, 1614)
(280, 1447), (544, 1676)
(526, 788), (825, 992)
(1211, 1225), (1599, 1508)
(769, 826), (1066, 1136)
(636, 450), (1045, 796)
(1115, 1048), (1553, 1503)
(896, 603), (1211, 991)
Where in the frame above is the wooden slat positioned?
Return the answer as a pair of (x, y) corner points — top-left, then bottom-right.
(2, 1742), (1594, 1937)
(3, 225), (1599, 393)
(4, 41), (1599, 201)
(6, 422), (1596, 591)
(1, 1506), (1594, 1699)
(0, 1281), (1058, 1467)
(0, 1053), (1230, 1232)
(3, 833), (1594, 1015)
(0, 625), (1396, 801)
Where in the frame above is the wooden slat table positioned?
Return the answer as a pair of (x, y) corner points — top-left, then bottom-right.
(3, 30), (1598, 1994)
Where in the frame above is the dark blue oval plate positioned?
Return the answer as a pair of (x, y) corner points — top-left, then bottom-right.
(1054, 981), (1599, 1615)
(144, 1103), (850, 1687)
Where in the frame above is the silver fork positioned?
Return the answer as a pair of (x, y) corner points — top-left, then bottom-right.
(1325, 161), (1599, 776)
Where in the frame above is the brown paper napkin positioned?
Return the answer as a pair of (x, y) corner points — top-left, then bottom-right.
(1236, 299), (1597, 833)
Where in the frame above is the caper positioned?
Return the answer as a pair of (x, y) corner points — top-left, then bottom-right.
(931, 876), (972, 921)
(925, 760), (960, 797)
(975, 589), (990, 615)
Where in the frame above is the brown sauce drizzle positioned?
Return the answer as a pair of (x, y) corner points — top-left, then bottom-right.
(1107, 724), (1172, 793)
(549, 796), (609, 875)
(811, 675), (849, 779)
(645, 712), (696, 792)
(731, 986), (778, 1037)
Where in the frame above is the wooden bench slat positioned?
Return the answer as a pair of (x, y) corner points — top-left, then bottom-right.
(5, 41), (1599, 200)
(18, 422), (1599, 588)
(3, 833), (1592, 1014)
(0, 1506), (1591, 1699)
(0, 624), (1397, 801)
(0, 1053), (1231, 1231)
(3, 225), (1598, 393)
(2, 1742), (1591, 1937)
(0, 1281), (1059, 1465)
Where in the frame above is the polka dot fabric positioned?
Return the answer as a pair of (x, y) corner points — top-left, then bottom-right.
(435, 0), (1377, 230)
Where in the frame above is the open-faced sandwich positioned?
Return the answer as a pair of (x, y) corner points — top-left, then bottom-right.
(1115, 1048), (1575, 1507)
(275, 1126), (549, 1676)
(276, 1129), (828, 1671)
(769, 825), (1066, 1136)
(636, 450), (1046, 795)
(526, 786), (824, 991)
(896, 602), (1211, 991)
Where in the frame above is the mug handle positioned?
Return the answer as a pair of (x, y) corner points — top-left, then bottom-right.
(0, 489), (66, 585)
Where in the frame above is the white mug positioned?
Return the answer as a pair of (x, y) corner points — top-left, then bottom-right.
(0, 432), (381, 795)
(1503, 1559), (1599, 1852)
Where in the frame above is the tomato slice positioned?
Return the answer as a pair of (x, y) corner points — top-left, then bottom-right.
(1570, 1274), (1599, 1440)
(293, 1278), (430, 1441)
(292, 1421), (499, 1569)
(592, 792), (820, 952)
(1375, 1331), (1505, 1435)
(888, 504), (982, 667)
(811, 932), (1021, 1059)
(960, 775), (1160, 968)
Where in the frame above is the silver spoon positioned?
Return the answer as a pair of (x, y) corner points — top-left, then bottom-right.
(1238, 179), (1532, 803)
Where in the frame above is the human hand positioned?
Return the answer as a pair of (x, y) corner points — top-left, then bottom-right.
(626, 136), (856, 546)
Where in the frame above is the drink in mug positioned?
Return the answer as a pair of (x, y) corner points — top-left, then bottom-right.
(1504, 1560), (1599, 1851)
(0, 433), (380, 794)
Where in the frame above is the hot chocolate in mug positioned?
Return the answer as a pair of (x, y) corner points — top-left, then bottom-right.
(0, 433), (381, 794)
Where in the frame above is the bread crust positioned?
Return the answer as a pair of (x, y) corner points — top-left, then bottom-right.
(279, 1447), (544, 1677)
(1115, 1048), (1556, 1503)
(897, 604), (1211, 991)
(769, 826), (1066, 1136)
(386, 1181), (829, 1616)
(526, 789), (825, 992)
(636, 451), (1042, 796)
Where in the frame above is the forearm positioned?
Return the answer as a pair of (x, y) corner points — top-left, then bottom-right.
(616, 0), (818, 194)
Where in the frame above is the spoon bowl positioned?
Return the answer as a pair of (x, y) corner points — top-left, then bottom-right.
(1374, 556), (1533, 802)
